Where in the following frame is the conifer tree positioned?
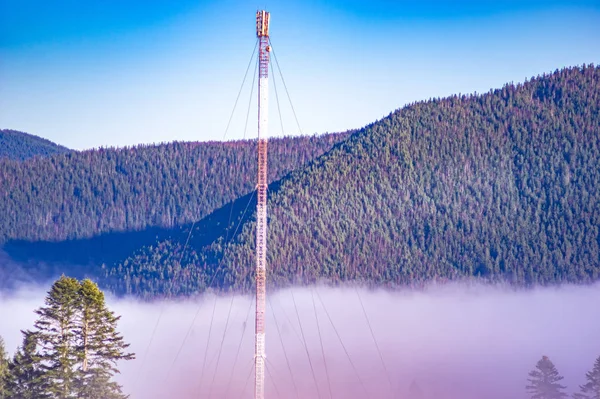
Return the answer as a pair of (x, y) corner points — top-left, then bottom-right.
(526, 355), (568, 399)
(74, 279), (134, 399)
(34, 275), (81, 399)
(5, 330), (50, 399)
(573, 356), (600, 399)
(6, 276), (135, 398)
(0, 336), (8, 399)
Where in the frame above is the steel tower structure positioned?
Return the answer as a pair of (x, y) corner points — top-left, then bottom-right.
(255, 9), (270, 399)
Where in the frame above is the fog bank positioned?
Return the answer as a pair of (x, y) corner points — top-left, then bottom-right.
(1, 283), (599, 399)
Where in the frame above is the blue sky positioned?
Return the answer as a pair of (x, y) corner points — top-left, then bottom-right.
(1, 0), (599, 149)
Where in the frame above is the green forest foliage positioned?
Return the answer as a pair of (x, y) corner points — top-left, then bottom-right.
(0, 130), (70, 162)
(0, 133), (349, 243)
(105, 65), (600, 298)
(2, 276), (134, 399)
(0, 336), (8, 398)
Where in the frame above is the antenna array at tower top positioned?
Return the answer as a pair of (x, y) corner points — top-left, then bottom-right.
(256, 10), (270, 37)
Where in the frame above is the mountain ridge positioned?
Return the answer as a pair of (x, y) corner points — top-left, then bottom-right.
(0, 129), (70, 161)
(0, 133), (351, 288)
(1, 65), (598, 298)
(0, 132), (350, 244)
(104, 64), (600, 297)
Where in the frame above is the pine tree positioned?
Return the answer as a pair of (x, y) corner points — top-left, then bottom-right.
(34, 275), (81, 399)
(74, 279), (135, 399)
(28, 276), (135, 398)
(526, 355), (568, 399)
(5, 330), (50, 399)
(573, 356), (600, 399)
(0, 335), (9, 399)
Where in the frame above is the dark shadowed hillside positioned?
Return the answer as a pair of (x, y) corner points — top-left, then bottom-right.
(105, 65), (600, 298)
(0, 133), (350, 244)
(0, 129), (70, 161)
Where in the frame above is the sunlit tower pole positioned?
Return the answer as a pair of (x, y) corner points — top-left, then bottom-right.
(255, 9), (270, 399)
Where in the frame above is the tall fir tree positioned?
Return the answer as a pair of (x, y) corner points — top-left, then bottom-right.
(34, 275), (82, 399)
(573, 356), (600, 399)
(75, 279), (134, 399)
(0, 335), (8, 399)
(526, 355), (568, 399)
(3, 277), (135, 398)
(5, 330), (50, 399)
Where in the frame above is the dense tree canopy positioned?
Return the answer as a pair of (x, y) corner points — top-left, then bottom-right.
(1, 66), (598, 298)
(6, 331), (50, 399)
(104, 65), (600, 297)
(0, 133), (348, 244)
(0, 129), (70, 162)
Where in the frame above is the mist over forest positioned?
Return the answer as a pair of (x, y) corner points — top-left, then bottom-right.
(1, 0), (599, 397)
(1, 282), (599, 399)
(2, 66), (598, 300)
(0, 62), (598, 399)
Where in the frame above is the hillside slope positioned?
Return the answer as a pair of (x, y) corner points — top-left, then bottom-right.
(0, 133), (349, 243)
(0, 129), (70, 161)
(106, 65), (600, 298)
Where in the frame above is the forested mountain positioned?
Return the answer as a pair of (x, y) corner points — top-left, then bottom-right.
(104, 65), (600, 298)
(0, 133), (349, 244)
(0, 129), (70, 161)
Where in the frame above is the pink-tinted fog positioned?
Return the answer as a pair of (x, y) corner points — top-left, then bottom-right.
(1, 283), (599, 399)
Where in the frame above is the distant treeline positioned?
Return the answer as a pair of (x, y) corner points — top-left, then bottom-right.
(0, 133), (349, 243)
(0, 129), (70, 162)
(105, 65), (600, 297)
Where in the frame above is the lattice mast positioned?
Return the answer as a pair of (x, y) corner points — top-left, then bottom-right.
(255, 10), (270, 399)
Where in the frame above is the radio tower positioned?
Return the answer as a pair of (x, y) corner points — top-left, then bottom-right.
(255, 9), (270, 399)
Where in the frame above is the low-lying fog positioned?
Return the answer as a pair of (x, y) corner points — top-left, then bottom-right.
(1, 283), (599, 399)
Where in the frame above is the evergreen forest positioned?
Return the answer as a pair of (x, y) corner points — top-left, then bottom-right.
(107, 65), (600, 297)
(0, 130), (70, 162)
(0, 65), (598, 298)
(0, 133), (349, 243)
